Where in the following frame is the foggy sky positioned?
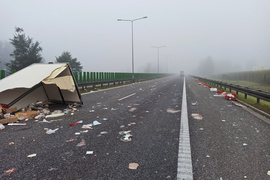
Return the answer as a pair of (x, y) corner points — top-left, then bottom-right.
(1, 0), (270, 74)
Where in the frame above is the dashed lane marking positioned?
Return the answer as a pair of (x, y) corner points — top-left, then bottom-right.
(118, 93), (136, 101)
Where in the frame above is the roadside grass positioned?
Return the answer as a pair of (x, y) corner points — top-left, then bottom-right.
(214, 79), (270, 93)
(201, 81), (270, 114)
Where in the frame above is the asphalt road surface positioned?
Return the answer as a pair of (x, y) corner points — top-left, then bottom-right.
(1, 76), (270, 180)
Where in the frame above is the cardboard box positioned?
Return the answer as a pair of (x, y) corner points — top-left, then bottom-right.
(0, 116), (19, 124)
(15, 110), (39, 119)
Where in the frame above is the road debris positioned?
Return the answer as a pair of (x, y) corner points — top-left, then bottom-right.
(46, 128), (59, 134)
(27, 153), (37, 158)
(191, 113), (203, 120)
(129, 163), (139, 170)
(69, 120), (83, 126)
(267, 171), (270, 176)
(243, 143), (248, 146)
(129, 108), (137, 112)
(76, 139), (86, 147)
(86, 151), (93, 155)
(224, 93), (237, 101)
(0, 124), (5, 130)
(5, 168), (16, 175)
(167, 108), (181, 113)
(8, 123), (26, 126)
(45, 113), (65, 118)
(82, 124), (93, 129)
(89, 110), (95, 113)
(93, 120), (101, 126)
(120, 130), (133, 142)
(66, 138), (75, 143)
(75, 132), (80, 136)
(9, 142), (15, 145)
(191, 102), (197, 106)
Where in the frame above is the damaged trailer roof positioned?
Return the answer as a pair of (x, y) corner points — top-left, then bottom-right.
(0, 63), (82, 110)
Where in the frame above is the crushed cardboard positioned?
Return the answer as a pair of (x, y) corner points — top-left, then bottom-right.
(15, 110), (39, 119)
(0, 116), (19, 124)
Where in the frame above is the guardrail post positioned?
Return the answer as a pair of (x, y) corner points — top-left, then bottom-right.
(245, 94), (247, 99)
(257, 98), (260, 103)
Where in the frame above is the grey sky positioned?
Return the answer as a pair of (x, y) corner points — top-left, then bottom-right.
(1, 0), (270, 74)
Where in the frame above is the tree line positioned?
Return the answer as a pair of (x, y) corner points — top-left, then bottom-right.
(0, 27), (83, 73)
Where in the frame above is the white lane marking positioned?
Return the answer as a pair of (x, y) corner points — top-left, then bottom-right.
(177, 77), (193, 180)
(118, 93), (136, 101)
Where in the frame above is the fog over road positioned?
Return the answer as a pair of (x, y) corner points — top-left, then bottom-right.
(1, 76), (270, 179)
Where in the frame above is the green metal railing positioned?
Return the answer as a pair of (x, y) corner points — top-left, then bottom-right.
(0, 69), (169, 82)
(72, 71), (169, 84)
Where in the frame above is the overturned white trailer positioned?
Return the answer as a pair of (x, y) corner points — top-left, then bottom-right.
(0, 63), (83, 110)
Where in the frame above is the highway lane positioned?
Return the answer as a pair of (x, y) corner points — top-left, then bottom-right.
(186, 76), (270, 180)
(0, 76), (184, 179)
(1, 75), (270, 180)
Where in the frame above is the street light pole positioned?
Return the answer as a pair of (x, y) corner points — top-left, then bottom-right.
(151, 46), (166, 73)
(117, 16), (147, 74)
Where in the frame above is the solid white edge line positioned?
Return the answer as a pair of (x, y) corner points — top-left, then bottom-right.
(177, 77), (193, 180)
(118, 93), (136, 101)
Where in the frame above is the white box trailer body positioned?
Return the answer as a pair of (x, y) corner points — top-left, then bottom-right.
(0, 63), (82, 110)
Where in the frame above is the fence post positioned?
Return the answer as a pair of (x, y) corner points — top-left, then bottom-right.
(87, 72), (90, 82)
(83, 72), (86, 83)
(79, 72), (83, 83)
(1, 70), (5, 79)
(74, 72), (78, 83)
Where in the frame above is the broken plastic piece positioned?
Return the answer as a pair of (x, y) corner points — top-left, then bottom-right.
(5, 168), (16, 175)
(129, 108), (137, 112)
(86, 151), (93, 155)
(45, 113), (65, 118)
(27, 153), (37, 158)
(129, 163), (139, 170)
(75, 132), (80, 136)
(267, 171), (270, 176)
(76, 139), (86, 147)
(210, 88), (217, 92)
(167, 108), (181, 113)
(0, 124), (5, 130)
(8, 123), (26, 125)
(9, 142), (15, 145)
(82, 124), (92, 129)
(191, 113), (203, 120)
(243, 143), (247, 146)
(46, 128), (59, 134)
(93, 120), (101, 126)
(66, 138), (75, 142)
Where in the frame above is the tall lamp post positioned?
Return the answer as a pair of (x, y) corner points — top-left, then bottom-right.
(151, 46), (166, 73)
(117, 16), (147, 74)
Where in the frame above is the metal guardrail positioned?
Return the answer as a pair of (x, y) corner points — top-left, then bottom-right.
(192, 75), (270, 103)
(77, 76), (166, 88)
